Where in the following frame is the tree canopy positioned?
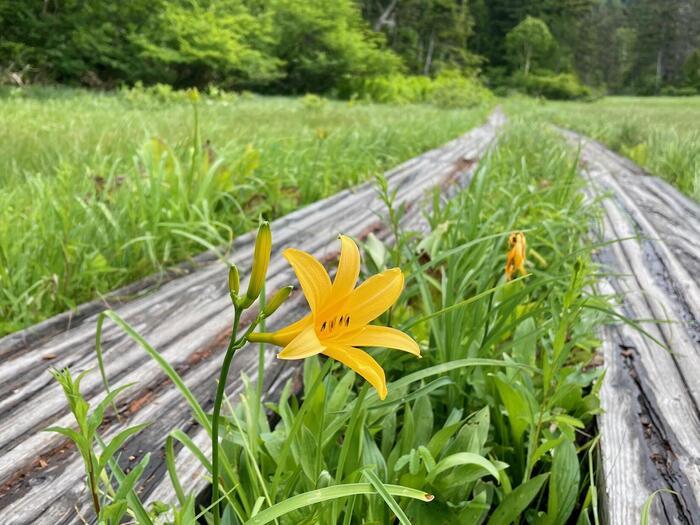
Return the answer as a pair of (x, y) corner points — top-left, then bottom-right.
(1, 0), (699, 95)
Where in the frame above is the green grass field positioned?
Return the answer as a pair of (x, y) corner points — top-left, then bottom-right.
(506, 96), (700, 201)
(0, 88), (490, 336)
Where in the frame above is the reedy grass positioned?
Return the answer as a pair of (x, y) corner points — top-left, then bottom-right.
(504, 96), (700, 201)
(53, 119), (610, 523)
(0, 87), (490, 336)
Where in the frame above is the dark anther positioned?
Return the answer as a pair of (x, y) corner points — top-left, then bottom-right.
(346, 316), (350, 326)
(321, 321), (327, 331)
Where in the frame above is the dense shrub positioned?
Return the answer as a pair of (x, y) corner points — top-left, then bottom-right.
(133, 0), (282, 89)
(682, 49), (700, 89)
(266, 0), (401, 93)
(659, 85), (699, 97)
(518, 72), (592, 100)
(0, 0), (400, 93)
(340, 72), (493, 108)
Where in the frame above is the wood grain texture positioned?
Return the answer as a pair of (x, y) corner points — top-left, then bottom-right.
(0, 110), (505, 525)
(562, 129), (700, 525)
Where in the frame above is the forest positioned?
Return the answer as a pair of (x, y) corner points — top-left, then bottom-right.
(1, 0), (700, 98)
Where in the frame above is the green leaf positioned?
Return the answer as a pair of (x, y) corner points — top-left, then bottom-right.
(101, 311), (210, 431)
(327, 371), (355, 415)
(546, 439), (580, 524)
(641, 489), (676, 525)
(244, 483), (432, 525)
(427, 452), (500, 484)
(493, 375), (532, 445)
(363, 428), (388, 480)
(114, 453), (150, 502)
(381, 408), (397, 458)
(412, 392), (434, 447)
(87, 383), (134, 436)
(97, 423), (150, 475)
(100, 501), (128, 525)
(487, 473), (549, 525)
(364, 469), (413, 525)
(513, 317), (537, 368)
(45, 426), (88, 452)
(166, 435), (186, 506)
(99, 438), (154, 525)
(427, 419), (464, 458)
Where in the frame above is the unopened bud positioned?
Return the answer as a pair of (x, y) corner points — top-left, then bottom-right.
(244, 221), (271, 305)
(228, 265), (240, 296)
(263, 285), (293, 316)
(187, 87), (200, 103)
(317, 470), (333, 488)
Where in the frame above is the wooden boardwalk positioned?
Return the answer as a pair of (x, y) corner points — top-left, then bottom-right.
(0, 110), (504, 524)
(562, 130), (700, 524)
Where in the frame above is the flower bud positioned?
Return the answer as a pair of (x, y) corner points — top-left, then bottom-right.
(187, 87), (200, 103)
(244, 221), (271, 306)
(317, 470), (333, 488)
(263, 285), (293, 316)
(248, 332), (277, 344)
(228, 265), (240, 297)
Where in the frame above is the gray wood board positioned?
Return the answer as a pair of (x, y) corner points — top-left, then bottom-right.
(562, 129), (700, 524)
(0, 110), (505, 525)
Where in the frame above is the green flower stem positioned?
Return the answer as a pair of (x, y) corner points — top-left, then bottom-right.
(211, 307), (265, 525)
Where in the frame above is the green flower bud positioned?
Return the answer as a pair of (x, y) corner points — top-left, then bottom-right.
(244, 221), (272, 306)
(317, 470), (333, 489)
(263, 285), (293, 316)
(187, 87), (200, 103)
(228, 264), (240, 297)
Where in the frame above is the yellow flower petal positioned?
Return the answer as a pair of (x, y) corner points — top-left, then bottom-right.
(330, 235), (360, 299)
(250, 313), (312, 347)
(278, 324), (326, 359)
(343, 268), (404, 327)
(283, 248), (331, 313)
(323, 343), (388, 400)
(342, 325), (420, 357)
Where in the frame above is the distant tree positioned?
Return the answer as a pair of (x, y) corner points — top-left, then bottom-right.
(361, 0), (480, 76)
(134, 0), (281, 88)
(505, 16), (555, 77)
(684, 49), (700, 88)
(267, 0), (401, 93)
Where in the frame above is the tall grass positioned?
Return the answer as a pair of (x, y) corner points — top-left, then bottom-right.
(0, 87), (490, 336)
(505, 96), (700, 201)
(59, 120), (609, 523)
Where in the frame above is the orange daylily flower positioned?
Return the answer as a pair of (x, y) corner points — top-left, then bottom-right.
(505, 231), (527, 281)
(249, 235), (420, 399)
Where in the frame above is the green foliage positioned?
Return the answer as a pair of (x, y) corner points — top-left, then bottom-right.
(267, 0), (401, 93)
(518, 72), (593, 100)
(682, 50), (700, 89)
(0, 0), (399, 93)
(0, 0), (152, 85)
(508, 96), (700, 200)
(134, 0), (281, 88)
(659, 85), (699, 97)
(0, 89), (489, 336)
(46, 368), (151, 524)
(341, 71), (494, 108)
(57, 120), (607, 523)
(505, 16), (555, 76)
(2, 1), (700, 95)
(362, 0), (480, 76)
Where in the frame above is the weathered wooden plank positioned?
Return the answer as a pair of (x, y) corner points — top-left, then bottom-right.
(0, 109), (504, 524)
(562, 129), (700, 524)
